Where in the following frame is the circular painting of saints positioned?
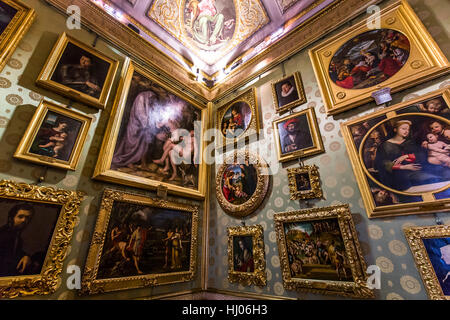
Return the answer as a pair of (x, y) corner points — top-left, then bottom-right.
(221, 101), (252, 139)
(360, 115), (450, 195)
(183, 0), (236, 51)
(222, 164), (257, 205)
(329, 29), (410, 90)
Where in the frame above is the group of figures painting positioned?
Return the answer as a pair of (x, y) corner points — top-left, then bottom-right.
(1, 0), (450, 301)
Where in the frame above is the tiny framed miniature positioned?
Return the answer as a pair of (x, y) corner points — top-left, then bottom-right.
(216, 150), (269, 218)
(216, 87), (260, 150)
(404, 224), (450, 300)
(227, 225), (266, 287)
(0, 180), (84, 299)
(81, 189), (199, 295)
(36, 32), (119, 109)
(272, 107), (324, 163)
(0, 0), (35, 73)
(271, 71), (307, 114)
(14, 100), (93, 171)
(287, 165), (323, 200)
(274, 204), (374, 298)
(341, 87), (450, 218)
(309, 0), (449, 115)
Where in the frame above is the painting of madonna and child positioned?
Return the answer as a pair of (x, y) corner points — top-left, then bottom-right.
(220, 101), (252, 140)
(221, 162), (257, 206)
(284, 219), (353, 282)
(349, 94), (450, 206)
(110, 71), (202, 190)
(97, 201), (193, 279)
(329, 29), (410, 90)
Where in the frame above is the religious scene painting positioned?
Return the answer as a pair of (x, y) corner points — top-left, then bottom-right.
(342, 88), (450, 218)
(329, 29), (410, 90)
(422, 237), (450, 297)
(287, 165), (323, 201)
(37, 33), (119, 109)
(221, 163), (257, 206)
(295, 172), (311, 192)
(220, 101), (252, 139)
(272, 72), (306, 113)
(183, 0), (236, 51)
(232, 235), (254, 273)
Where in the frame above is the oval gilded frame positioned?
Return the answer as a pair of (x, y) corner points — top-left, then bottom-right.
(216, 150), (269, 218)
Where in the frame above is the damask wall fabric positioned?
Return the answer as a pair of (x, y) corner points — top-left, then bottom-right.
(209, 0), (450, 300)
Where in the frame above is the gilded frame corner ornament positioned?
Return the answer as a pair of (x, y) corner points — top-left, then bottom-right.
(216, 150), (269, 218)
(287, 165), (323, 201)
(0, 180), (85, 299)
(272, 107), (324, 163)
(81, 188), (199, 295)
(14, 99), (93, 171)
(227, 225), (267, 287)
(341, 87), (450, 219)
(271, 71), (307, 114)
(309, 0), (450, 115)
(0, 0), (35, 73)
(274, 204), (374, 298)
(404, 224), (450, 300)
(36, 32), (120, 109)
(215, 87), (260, 150)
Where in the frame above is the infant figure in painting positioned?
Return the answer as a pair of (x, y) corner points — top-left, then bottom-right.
(423, 133), (450, 167)
(38, 131), (68, 158)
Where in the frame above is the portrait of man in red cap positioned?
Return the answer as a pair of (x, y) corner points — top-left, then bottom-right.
(279, 115), (313, 154)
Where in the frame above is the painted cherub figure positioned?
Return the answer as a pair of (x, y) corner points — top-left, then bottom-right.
(39, 131), (68, 158)
(423, 132), (450, 167)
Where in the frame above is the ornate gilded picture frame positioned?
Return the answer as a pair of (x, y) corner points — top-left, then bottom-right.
(14, 100), (93, 171)
(309, 0), (449, 115)
(272, 107), (324, 162)
(216, 87), (260, 150)
(227, 225), (266, 287)
(36, 32), (119, 109)
(0, 180), (84, 299)
(216, 150), (269, 218)
(271, 71), (306, 114)
(81, 189), (199, 295)
(0, 0), (35, 73)
(274, 204), (374, 298)
(404, 224), (450, 300)
(341, 87), (450, 218)
(287, 165), (323, 200)
(93, 59), (208, 200)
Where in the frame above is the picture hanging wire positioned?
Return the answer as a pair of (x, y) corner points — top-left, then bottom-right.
(298, 157), (305, 168)
(92, 33), (99, 48)
(241, 220), (246, 227)
(36, 166), (49, 185)
(434, 213), (443, 225)
(281, 62), (286, 77)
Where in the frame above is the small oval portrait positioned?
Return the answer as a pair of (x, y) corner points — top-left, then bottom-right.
(221, 101), (252, 139)
(360, 114), (450, 194)
(329, 29), (410, 90)
(221, 164), (257, 205)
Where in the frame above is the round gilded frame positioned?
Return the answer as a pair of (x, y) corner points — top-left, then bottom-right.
(216, 151), (269, 218)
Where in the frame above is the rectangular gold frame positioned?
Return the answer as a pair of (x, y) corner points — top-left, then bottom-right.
(36, 32), (119, 109)
(309, 0), (450, 115)
(0, 180), (85, 299)
(287, 165), (323, 200)
(271, 71), (307, 114)
(404, 224), (450, 300)
(81, 189), (199, 295)
(341, 87), (450, 219)
(215, 87), (260, 150)
(227, 225), (267, 287)
(0, 0), (35, 73)
(14, 99), (93, 171)
(274, 204), (374, 298)
(93, 58), (208, 199)
(272, 107), (324, 162)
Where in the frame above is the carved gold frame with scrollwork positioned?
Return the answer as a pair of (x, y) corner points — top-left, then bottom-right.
(216, 150), (269, 218)
(0, 0), (35, 73)
(0, 180), (85, 299)
(274, 204), (374, 298)
(227, 225), (266, 287)
(309, 0), (450, 115)
(287, 165), (323, 201)
(81, 188), (199, 295)
(404, 224), (450, 300)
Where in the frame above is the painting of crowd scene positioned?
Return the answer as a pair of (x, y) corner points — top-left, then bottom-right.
(221, 101), (252, 139)
(221, 162), (257, 205)
(232, 235), (254, 273)
(350, 95), (450, 205)
(329, 29), (410, 90)
(111, 71), (202, 190)
(29, 111), (83, 162)
(284, 218), (353, 282)
(97, 201), (193, 279)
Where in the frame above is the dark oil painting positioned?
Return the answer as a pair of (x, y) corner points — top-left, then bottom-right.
(221, 101), (252, 139)
(0, 1), (17, 36)
(221, 162), (257, 205)
(295, 172), (311, 192)
(277, 114), (313, 155)
(232, 235), (254, 273)
(422, 237), (450, 296)
(275, 75), (300, 108)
